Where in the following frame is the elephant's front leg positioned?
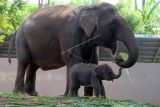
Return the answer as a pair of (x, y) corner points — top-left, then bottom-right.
(69, 87), (79, 97)
(64, 49), (82, 95)
(64, 62), (76, 95)
(91, 74), (101, 97)
(84, 48), (98, 96)
(100, 81), (106, 98)
(92, 82), (101, 97)
(69, 76), (79, 96)
(64, 67), (70, 95)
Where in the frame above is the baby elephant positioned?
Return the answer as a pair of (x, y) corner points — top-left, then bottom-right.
(69, 63), (123, 98)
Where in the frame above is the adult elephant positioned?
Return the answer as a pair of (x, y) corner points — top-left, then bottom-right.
(11, 3), (138, 96)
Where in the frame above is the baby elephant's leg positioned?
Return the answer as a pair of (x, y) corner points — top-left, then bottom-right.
(69, 87), (79, 96)
(69, 88), (74, 96)
(91, 75), (101, 97)
(100, 81), (106, 98)
(93, 87), (100, 97)
(69, 78), (79, 96)
(74, 88), (78, 96)
(72, 88), (79, 96)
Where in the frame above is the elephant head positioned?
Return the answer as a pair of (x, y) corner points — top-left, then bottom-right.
(79, 3), (138, 68)
(95, 64), (122, 81)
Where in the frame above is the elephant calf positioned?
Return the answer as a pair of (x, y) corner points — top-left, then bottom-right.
(69, 63), (123, 97)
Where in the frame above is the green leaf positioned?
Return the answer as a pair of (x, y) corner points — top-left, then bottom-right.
(134, 0), (138, 10)
(147, 0), (160, 20)
(120, 52), (128, 61)
(0, 34), (5, 42)
(142, 0), (146, 20)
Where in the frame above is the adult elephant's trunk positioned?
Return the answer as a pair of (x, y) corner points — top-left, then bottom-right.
(116, 28), (139, 68)
(112, 68), (123, 79)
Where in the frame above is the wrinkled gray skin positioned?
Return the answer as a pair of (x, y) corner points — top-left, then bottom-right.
(69, 63), (122, 98)
(10, 3), (138, 96)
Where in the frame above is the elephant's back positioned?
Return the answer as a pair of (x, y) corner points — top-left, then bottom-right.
(24, 5), (80, 23)
(17, 5), (84, 67)
(23, 5), (82, 42)
(20, 6), (78, 66)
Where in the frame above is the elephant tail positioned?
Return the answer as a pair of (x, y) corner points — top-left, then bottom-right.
(8, 31), (16, 64)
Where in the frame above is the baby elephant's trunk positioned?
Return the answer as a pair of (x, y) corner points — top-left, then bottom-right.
(112, 68), (123, 79)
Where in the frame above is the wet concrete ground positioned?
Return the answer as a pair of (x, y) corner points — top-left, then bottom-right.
(0, 58), (160, 105)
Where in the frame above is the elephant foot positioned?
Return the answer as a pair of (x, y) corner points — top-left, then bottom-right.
(25, 88), (38, 96)
(100, 96), (106, 99)
(12, 88), (26, 94)
(27, 91), (38, 96)
(64, 91), (69, 96)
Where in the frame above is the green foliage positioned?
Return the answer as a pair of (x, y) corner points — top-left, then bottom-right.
(51, 0), (101, 6)
(0, 0), (159, 43)
(0, 0), (37, 42)
(117, 3), (143, 34)
(68, 0), (101, 6)
(9, 0), (28, 29)
(0, 0), (13, 36)
(139, 0), (160, 34)
(116, 0), (160, 35)
(0, 34), (5, 42)
(119, 52), (128, 61)
(0, 93), (158, 107)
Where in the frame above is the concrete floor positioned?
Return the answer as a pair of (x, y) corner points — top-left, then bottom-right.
(0, 58), (160, 105)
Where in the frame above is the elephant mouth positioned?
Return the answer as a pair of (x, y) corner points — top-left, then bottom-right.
(115, 31), (139, 68)
(114, 52), (126, 62)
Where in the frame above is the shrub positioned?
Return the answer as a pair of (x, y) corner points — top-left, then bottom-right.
(0, 0), (37, 42)
(116, 0), (160, 35)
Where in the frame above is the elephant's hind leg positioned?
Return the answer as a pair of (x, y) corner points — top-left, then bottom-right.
(25, 63), (39, 96)
(13, 29), (31, 94)
(84, 86), (93, 96)
(13, 62), (28, 94)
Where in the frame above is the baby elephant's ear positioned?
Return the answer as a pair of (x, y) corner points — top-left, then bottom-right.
(79, 10), (98, 37)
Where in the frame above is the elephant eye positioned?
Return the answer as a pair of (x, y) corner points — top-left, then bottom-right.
(108, 71), (112, 75)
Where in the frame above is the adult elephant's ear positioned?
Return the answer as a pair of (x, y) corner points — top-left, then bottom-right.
(79, 9), (98, 37)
